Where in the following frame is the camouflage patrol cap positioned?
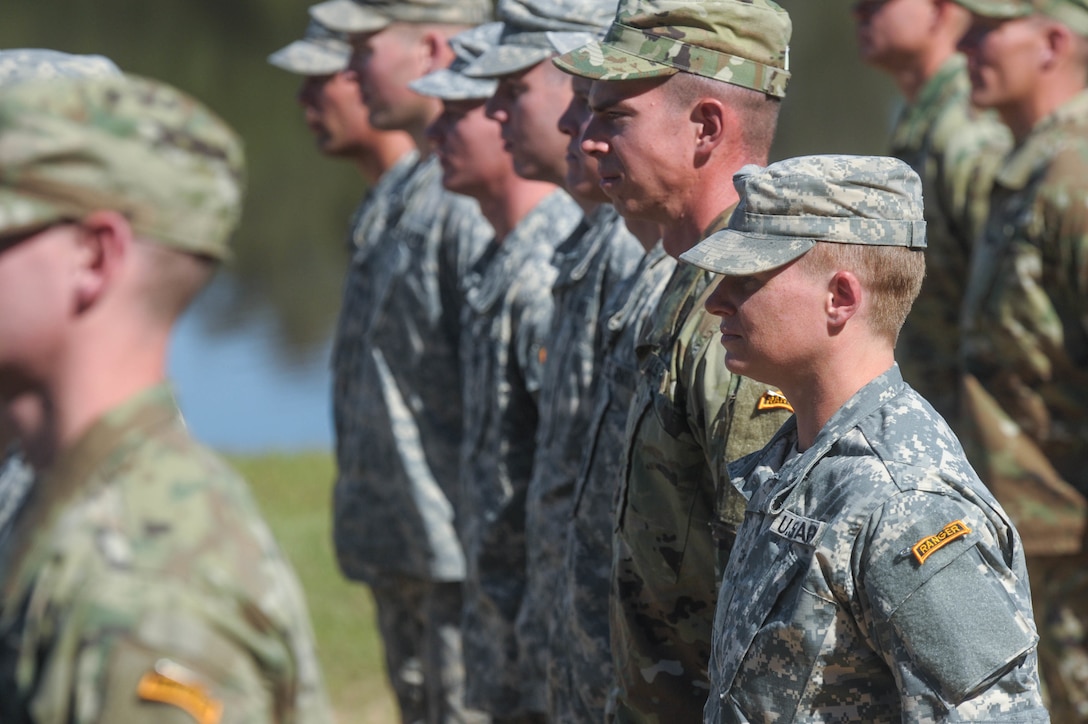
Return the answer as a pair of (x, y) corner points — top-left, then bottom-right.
(680, 155), (926, 275)
(0, 49), (120, 86)
(553, 0), (792, 98)
(310, 0), (492, 35)
(410, 23), (503, 100)
(267, 20), (352, 75)
(951, 0), (1088, 35)
(462, 0), (615, 79)
(0, 74), (245, 261)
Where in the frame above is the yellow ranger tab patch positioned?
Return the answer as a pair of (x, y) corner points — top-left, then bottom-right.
(757, 388), (793, 413)
(911, 520), (972, 565)
(137, 660), (223, 724)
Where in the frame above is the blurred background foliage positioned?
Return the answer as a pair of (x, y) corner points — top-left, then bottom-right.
(1, 0), (899, 365)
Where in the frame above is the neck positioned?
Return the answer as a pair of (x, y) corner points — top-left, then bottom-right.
(891, 47), (954, 103)
(352, 136), (414, 186)
(625, 217), (663, 252)
(661, 186), (740, 259)
(1000, 76), (1085, 142)
(475, 176), (558, 242)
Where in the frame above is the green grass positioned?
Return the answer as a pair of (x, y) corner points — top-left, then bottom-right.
(229, 452), (396, 723)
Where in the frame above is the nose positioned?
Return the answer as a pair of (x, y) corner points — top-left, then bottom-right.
(484, 93), (508, 123)
(704, 277), (735, 319)
(580, 115), (609, 157)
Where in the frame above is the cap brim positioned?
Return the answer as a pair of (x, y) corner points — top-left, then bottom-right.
(553, 38), (680, 81)
(310, 0), (391, 34)
(679, 228), (816, 275)
(0, 190), (69, 240)
(462, 45), (554, 78)
(950, 0), (1029, 18)
(409, 69), (496, 101)
(267, 40), (350, 75)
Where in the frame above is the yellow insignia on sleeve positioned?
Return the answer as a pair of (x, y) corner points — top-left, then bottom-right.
(757, 388), (793, 413)
(911, 520), (972, 565)
(538, 346), (547, 365)
(137, 660), (223, 724)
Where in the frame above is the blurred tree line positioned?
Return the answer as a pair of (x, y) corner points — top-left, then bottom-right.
(1, 0), (898, 365)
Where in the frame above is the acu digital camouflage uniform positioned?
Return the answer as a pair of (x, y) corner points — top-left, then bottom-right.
(958, 79), (1088, 723)
(553, 2), (795, 720)
(458, 189), (581, 719)
(0, 73), (332, 723)
(679, 154), (1046, 723)
(548, 242), (675, 724)
(0, 447), (31, 544)
(889, 53), (1011, 420)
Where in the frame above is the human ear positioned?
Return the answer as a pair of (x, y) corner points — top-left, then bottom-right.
(692, 98), (728, 154)
(72, 210), (131, 313)
(826, 270), (862, 330)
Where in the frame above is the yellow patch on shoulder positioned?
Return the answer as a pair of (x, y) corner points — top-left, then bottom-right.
(911, 520), (972, 565)
(137, 661), (223, 724)
(757, 388), (793, 413)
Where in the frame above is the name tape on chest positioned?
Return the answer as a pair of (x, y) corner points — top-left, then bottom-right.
(911, 520), (972, 565)
(771, 510), (825, 547)
(758, 388), (794, 413)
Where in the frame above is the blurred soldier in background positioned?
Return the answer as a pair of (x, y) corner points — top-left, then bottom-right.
(554, 1), (796, 719)
(0, 72), (331, 723)
(461, 0), (644, 717)
(954, 0), (1088, 720)
(305, 0), (495, 721)
(852, 0), (1011, 420)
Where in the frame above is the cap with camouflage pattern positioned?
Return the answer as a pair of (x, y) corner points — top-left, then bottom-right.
(310, 0), (492, 35)
(0, 74), (245, 261)
(267, 19), (352, 75)
(461, 0), (616, 79)
(552, 0), (792, 98)
(0, 49), (120, 87)
(680, 155), (926, 275)
(410, 22), (503, 100)
(951, 0), (1088, 36)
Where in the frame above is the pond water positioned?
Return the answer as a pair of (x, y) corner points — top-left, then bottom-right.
(169, 308), (334, 455)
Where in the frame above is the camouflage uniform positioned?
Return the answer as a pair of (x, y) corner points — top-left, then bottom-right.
(517, 205), (643, 714)
(548, 242), (676, 724)
(0, 387), (333, 724)
(703, 368), (1046, 723)
(0, 448), (31, 543)
(889, 53), (1011, 420)
(959, 88), (1088, 722)
(551, 2), (795, 719)
(675, 154), (1047, 723)
(458, 190), (581, 719)
(329, 153), (490, 724)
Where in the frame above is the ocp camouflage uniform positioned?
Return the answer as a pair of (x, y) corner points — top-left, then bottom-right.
(516, 204), (643, 714)
(459, 190), (581, 719)
(611, 213), (793, 724)
(331, 152), (491, 723)
(548, 242), (675, 724)
(960, 88), (1088, 723)
(889, 53), (1011, 420)
(705, 366), (1047, 723)
(0, 385), (333, 723)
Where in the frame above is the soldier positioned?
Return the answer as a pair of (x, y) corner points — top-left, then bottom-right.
(953, 0), (1088, 720)
(305, 0), (494, 721)
(0, 49), (123, 552)
(553, 1), (796, 719)
(0, 73), (332, 723)
(683, 154), (1047, 722)
(461, 0), (645, 716)
(852, 0), (1011, 420)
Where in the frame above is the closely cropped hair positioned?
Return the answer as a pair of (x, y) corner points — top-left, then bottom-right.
(801, 241), (925, 343)
(663, 72), (781, 157)
(135, 241), (218, 323)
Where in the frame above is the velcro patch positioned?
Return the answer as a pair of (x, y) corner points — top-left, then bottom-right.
(911, 520), (972, 565)
(137, 660), (222, 724)
(771, 510), (825, 547)
(757, 388), (793, 413)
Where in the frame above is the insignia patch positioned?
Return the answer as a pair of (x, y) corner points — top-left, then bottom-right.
(911, 520), (972, 565)
(538, 346), (547, 365)
(137, 660), (222, 724)
(771, 510), (825, 546)
(757, 388), (793, 413)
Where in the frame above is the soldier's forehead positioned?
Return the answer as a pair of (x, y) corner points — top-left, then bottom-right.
(587, 76), (665, 109)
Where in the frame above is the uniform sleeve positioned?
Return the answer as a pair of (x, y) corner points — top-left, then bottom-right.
(936, 112), (1011, 252)
(1036, 142), (1088, 337)
(856, 488), (1042, 718)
